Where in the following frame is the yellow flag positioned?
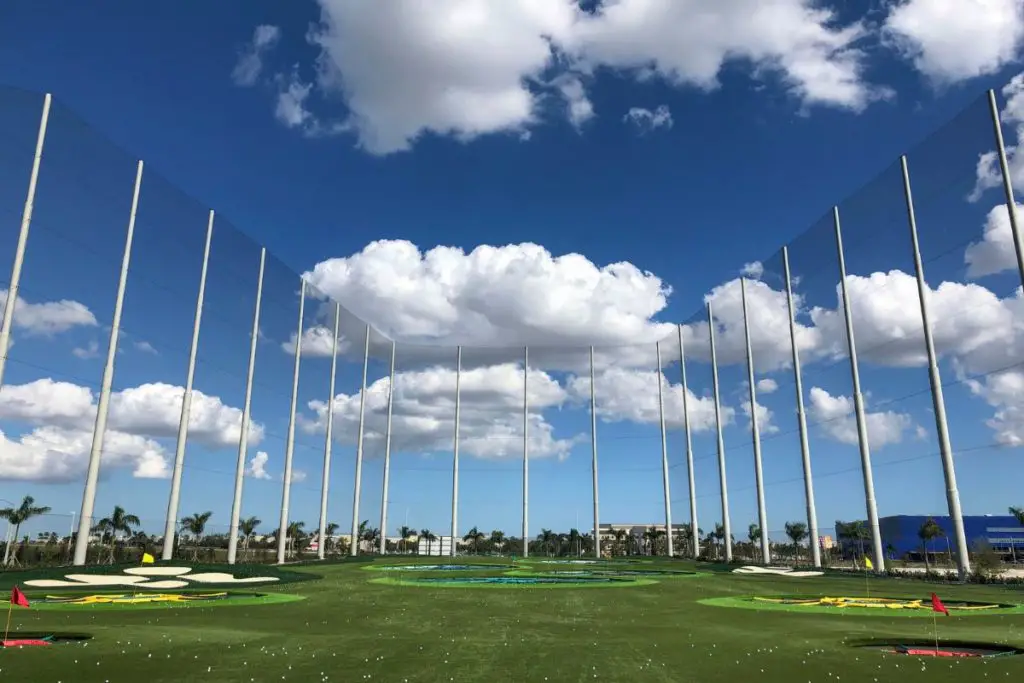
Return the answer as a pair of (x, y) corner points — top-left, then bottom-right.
(141, 552), (155, 564)
(863, 556), (873, 570)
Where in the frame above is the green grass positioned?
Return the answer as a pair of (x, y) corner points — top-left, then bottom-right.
(4, 558), (1024, 682)
(0, 561), (317, 588)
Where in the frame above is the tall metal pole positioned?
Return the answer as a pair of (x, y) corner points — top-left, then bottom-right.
(656, 341), (674, 557)
(0, 93), (51, 388)
(378, 340), (397, 555)
(349, 324), (371, 556)
(590, 346), (601, 558)
(741, 278), (770, 565)
(317, 302), (342, 560)
(226, 248), (266, 565)
(783, 247), (821, 568)
(677, 324), (699, 560)
(901, 155), (971, 579)
(450, 346), (463, 557)
(276, 279), (306, 565)
(73, 160), (143, 567)
(161, 210), (214, 560)
(708, 302), (732, 563)
(522, 346), (529, 557)
(834, 206), (885, 573)
(988, 89), (1024, 287)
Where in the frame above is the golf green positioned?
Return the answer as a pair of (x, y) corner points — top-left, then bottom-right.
(4, 559), (1024, 682)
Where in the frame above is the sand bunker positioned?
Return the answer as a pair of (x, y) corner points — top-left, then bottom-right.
(182, 573), (278, 584)
(732, 565), (824, 578)
(25, 568), (279, 589)
(123, 567), (192, 576)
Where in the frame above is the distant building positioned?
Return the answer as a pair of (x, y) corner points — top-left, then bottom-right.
(843, 515), (1024, 559)
(598, 523), (690, 546)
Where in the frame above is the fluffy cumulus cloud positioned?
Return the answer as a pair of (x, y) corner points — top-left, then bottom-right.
(0, 289), (96, 336)
(302, 240), (674, 355)
(232, 0), (907, 155)
(883, 0), (1024, 84)
(807, 387), (916, 449)
(623, 105), (673, 133)
(0, 379), (263, 482)
(302, 362), (578, 460)
(231, 24), (281, 86)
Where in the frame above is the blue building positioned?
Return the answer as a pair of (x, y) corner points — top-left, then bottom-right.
(841, 515), (1024, 560)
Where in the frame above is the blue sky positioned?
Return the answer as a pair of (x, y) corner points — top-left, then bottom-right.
(0, 0), (1023, 548)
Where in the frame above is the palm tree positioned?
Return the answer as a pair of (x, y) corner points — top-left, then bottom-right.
(489, 529), (505, 554)
(0, 496), (50, 566)
(324, 522), (340, 554)
(419, 529), (436, 554)
(286, 521), (306, 558)
(238, 516), (260, 559)
(785, 521), (809, 563)
(357, 520), (370, 554)
(398, 525), (415, 553)
(748, 523), (762, 560)
(462, 526), (485, 554)
(538, 529), (558, 556)
(180, 511), (213, 561)
(93, 505), (140, 564)
(918, 518), (944, 573)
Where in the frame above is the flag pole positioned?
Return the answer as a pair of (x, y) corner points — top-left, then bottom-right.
(932, 610), (939, 653)
(3, 598), (12, 644)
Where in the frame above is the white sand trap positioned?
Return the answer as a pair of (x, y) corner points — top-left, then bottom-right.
(732, 566), (823, 577)
(137, 580), (189, 589)
(124, 567), (192, 576)
(182, 572), (278, 584)
(63, 574), (150, 585)
(24, 579), (87, 588)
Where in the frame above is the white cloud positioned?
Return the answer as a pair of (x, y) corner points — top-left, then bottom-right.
(623, 105), (673, 133)
(0, 426), (168, 482)
(756, 378), (778, 394)
(302, 240), (674, 355)
(134, 340), (157, 355)
(246, 451), (271, 480)
(972, 73), (1024, 202)
(740, 395), (778, 436)
(0, 289), (96, 336)
(244, 0), (885, 154)
(303, 362), (577, 460)
(567, 366), (730, 434)
(0, 380), (263, 481)
(807, 387), (916, 449)
(883, 0), (1024, 84)
(232, 25), (281, 86)
(72, 340), (99, 360)
(741, 262), (765, 280)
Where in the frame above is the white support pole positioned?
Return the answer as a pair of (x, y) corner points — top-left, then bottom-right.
(378, 340), (397, 555)
(0, 93), (51, 389)
(276, 279), (306, 565)
(655, 342), (674, 557)
(349, 324), (371, 556)
(227, 248), (266, 565)
(677, 324), (699, 560)
(834, 206), (885, 573)
(988, 89), (1024, 288)
(73, 159), (143, 567)
(590, 346), (601, 559)
(161, 210), (214, 560)
(522, 346), (529, 557)
(900, 155), (971, 580)
(782, 247), (820, 568)
(317, 302), (342, 560)
(740, 278), (770, 565)
(450, 346), (462, 557)
(708, 302), (732, 563)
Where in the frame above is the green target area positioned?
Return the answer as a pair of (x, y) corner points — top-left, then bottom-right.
(28, 591), (305, 611)
(370, 574), (655, 588)
(699, 595), (1024, 617)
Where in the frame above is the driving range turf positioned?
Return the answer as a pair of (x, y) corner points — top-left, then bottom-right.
(4, 558), (1024, 682)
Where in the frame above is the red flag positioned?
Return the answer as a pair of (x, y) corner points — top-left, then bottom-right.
(9, 586), (28, 608)
(931, 592), (948, 616)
